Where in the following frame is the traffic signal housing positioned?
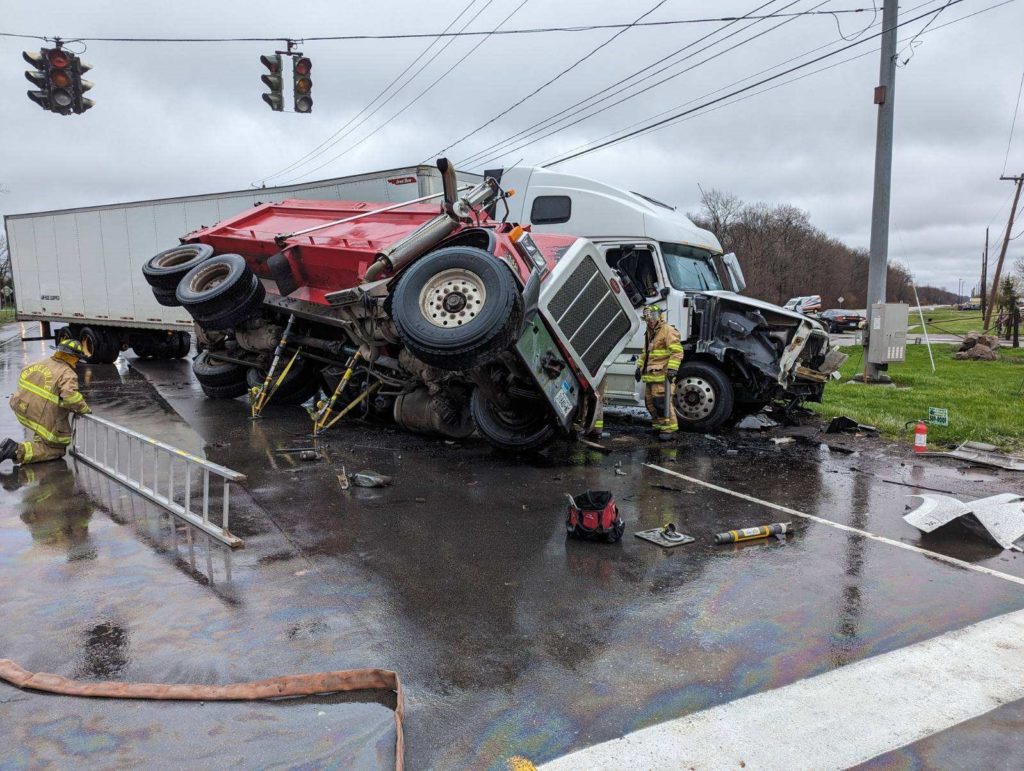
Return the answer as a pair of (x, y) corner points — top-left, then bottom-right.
(23, 47), (93, 115)
(260, 54), (283, 111)
(293, 57), (312, 113)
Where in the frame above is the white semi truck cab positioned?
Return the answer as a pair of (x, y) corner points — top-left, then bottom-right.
(491, 166), (846, 431)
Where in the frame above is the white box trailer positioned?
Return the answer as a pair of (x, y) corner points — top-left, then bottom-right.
(3, 165), (480, 362)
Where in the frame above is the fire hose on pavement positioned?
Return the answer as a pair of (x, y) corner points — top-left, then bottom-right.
(0, 659), (405, 770)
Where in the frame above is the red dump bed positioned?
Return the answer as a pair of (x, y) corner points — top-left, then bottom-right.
(184, 199), (577, 306)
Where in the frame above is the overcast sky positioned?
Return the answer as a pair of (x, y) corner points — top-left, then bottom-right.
(2, 0), (1022, 292)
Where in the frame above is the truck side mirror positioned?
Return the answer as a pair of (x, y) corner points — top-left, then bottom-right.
(660, 286), (670, 300)
(721, 252), (746, 293)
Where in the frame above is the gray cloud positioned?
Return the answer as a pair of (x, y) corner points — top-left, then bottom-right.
(2, 0), (1023, 292)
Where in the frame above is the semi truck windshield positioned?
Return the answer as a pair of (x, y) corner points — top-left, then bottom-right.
(660, 243), (723, 291)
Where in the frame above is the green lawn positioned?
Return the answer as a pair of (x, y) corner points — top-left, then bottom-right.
(906, 307), (990, 337)
(0, 308), (14, 323)
(808, 344), (1024, 450)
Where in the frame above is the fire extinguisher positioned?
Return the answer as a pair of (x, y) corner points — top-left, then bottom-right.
(913, 420), (928, 453)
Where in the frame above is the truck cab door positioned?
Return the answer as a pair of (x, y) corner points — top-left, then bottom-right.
(594, 240), (685, 405)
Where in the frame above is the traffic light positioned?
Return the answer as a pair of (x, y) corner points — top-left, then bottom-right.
(260, 54), (283, 111)
(293, 56), (312, 113)
(22, 47), (93, 115)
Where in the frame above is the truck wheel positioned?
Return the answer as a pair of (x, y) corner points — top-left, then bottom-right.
(79, 326), (119, 365)
(391, 246), (523, 371)
(470, 386), (555, 452)
(169, 331), (192, 359)
(176, 254), (265, 329)
(673, 362), (735, 433)
(246, 361), (321, 405)
(192, 350), (247, 398)
(143, 244), (214, 290)
(152, 286), (180, 307)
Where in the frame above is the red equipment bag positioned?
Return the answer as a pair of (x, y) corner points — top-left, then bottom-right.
(566, 490), (624, 543)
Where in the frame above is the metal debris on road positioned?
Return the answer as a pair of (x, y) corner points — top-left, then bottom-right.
(337, 466), (350, 490)
(634, 523), (695, 548)
(736, 412), (780, 430)
(714, 522), (792, 544)
(826, 416), (879, 435)
(905, 493), (1024, 551)
(921, 441), (1024, 471)
(351, 470), (393, 488)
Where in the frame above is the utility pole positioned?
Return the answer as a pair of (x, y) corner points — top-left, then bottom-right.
(983, 174), (1023, 331)
(863, 0), (898, 382)
(980, 226), (988, 319)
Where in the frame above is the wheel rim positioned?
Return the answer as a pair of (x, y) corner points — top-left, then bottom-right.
(81, 335), (94, 358)
(675, 376), (716, 422)
(418, 268), (487, 328)
(188, 262), (231, 293)
(157, 247), (200, 268)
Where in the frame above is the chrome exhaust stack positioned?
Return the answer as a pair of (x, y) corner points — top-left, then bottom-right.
(363, 158), (499, 281)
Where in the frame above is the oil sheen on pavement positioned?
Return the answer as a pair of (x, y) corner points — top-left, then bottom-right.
(1, 321), (1023, 769)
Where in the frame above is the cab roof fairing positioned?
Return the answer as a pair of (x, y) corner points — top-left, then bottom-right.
(495, 167), (723, 254)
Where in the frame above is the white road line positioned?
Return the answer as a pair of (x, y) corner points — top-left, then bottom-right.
(644, 463), (1024, 586)
(542, 606), (1024, 770)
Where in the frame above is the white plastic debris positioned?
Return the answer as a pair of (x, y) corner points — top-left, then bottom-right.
(904, 493), (1024, 551)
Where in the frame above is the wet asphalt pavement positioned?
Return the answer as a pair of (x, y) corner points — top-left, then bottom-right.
(2, 321), (1024, 769)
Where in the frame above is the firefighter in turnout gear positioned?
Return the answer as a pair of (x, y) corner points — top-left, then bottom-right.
(635, 304), (683, 440)
(0, 338), (91, 465)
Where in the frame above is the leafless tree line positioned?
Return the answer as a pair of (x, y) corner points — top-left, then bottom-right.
(690, 188), (960, 308)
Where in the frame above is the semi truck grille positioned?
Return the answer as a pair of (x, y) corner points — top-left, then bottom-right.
(548, 254), (632, 377)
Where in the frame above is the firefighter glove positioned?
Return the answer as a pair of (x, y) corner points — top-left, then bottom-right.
(634, 367), (642, 383)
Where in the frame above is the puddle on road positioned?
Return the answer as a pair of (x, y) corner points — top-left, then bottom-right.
(4, 339), (1024, 769)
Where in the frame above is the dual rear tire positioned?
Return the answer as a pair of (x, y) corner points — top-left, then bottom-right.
(143, 245), (265, 331)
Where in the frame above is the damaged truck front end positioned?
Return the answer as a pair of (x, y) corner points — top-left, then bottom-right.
(687, 291), (846, 419)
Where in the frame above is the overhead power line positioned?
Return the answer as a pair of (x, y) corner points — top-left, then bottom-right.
(275, 0), (532, 185)
(543, 0), (980, 167)
(0, 9), (890, 44)
(427, 0), (674, 162)
(1003, 65), (1024, 176)
(566, 0), (1014, 165)
(464, 0), (833, 171)
(455, 0), (791, 169)
(474, 0), (943, 169)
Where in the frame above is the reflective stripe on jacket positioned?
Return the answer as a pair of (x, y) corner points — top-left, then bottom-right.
(640, 321), (684, 383)
(9, 356), (91, 445)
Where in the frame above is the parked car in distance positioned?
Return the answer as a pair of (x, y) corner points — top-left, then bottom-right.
(783, 294), (823, 314)
(819, 308), (865, 333)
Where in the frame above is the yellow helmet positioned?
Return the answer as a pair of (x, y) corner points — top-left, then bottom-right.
(56, 338), (85, 357)
(642, 304), (664, 320)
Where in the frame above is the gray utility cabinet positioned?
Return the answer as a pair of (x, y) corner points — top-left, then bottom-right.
(867, 302), (909, 364)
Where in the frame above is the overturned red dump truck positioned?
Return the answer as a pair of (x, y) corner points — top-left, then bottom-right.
(141, 160), (640, 451)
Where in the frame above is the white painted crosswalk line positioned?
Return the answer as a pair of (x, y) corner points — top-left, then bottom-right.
(541, 606), (1024, 770)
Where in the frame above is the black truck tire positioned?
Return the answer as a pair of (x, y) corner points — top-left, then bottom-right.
(192, 350), (248, 398)
(246, 360), (321, 405)
(193, 275), (266, 330)
(143, 244), (214, 290)
(673, 361), (735, 433)
(152, 286), (180, 307)
(176, 254), (266, 329)
(391, 246), (523, 371)
(470, 386), (556, 452)
(79, 326), (119, 364)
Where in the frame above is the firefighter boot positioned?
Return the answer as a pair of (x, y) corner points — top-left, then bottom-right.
(0, 438), (19, 463)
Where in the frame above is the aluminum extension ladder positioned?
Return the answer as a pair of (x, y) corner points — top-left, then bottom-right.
(70, 413), (245, 548)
